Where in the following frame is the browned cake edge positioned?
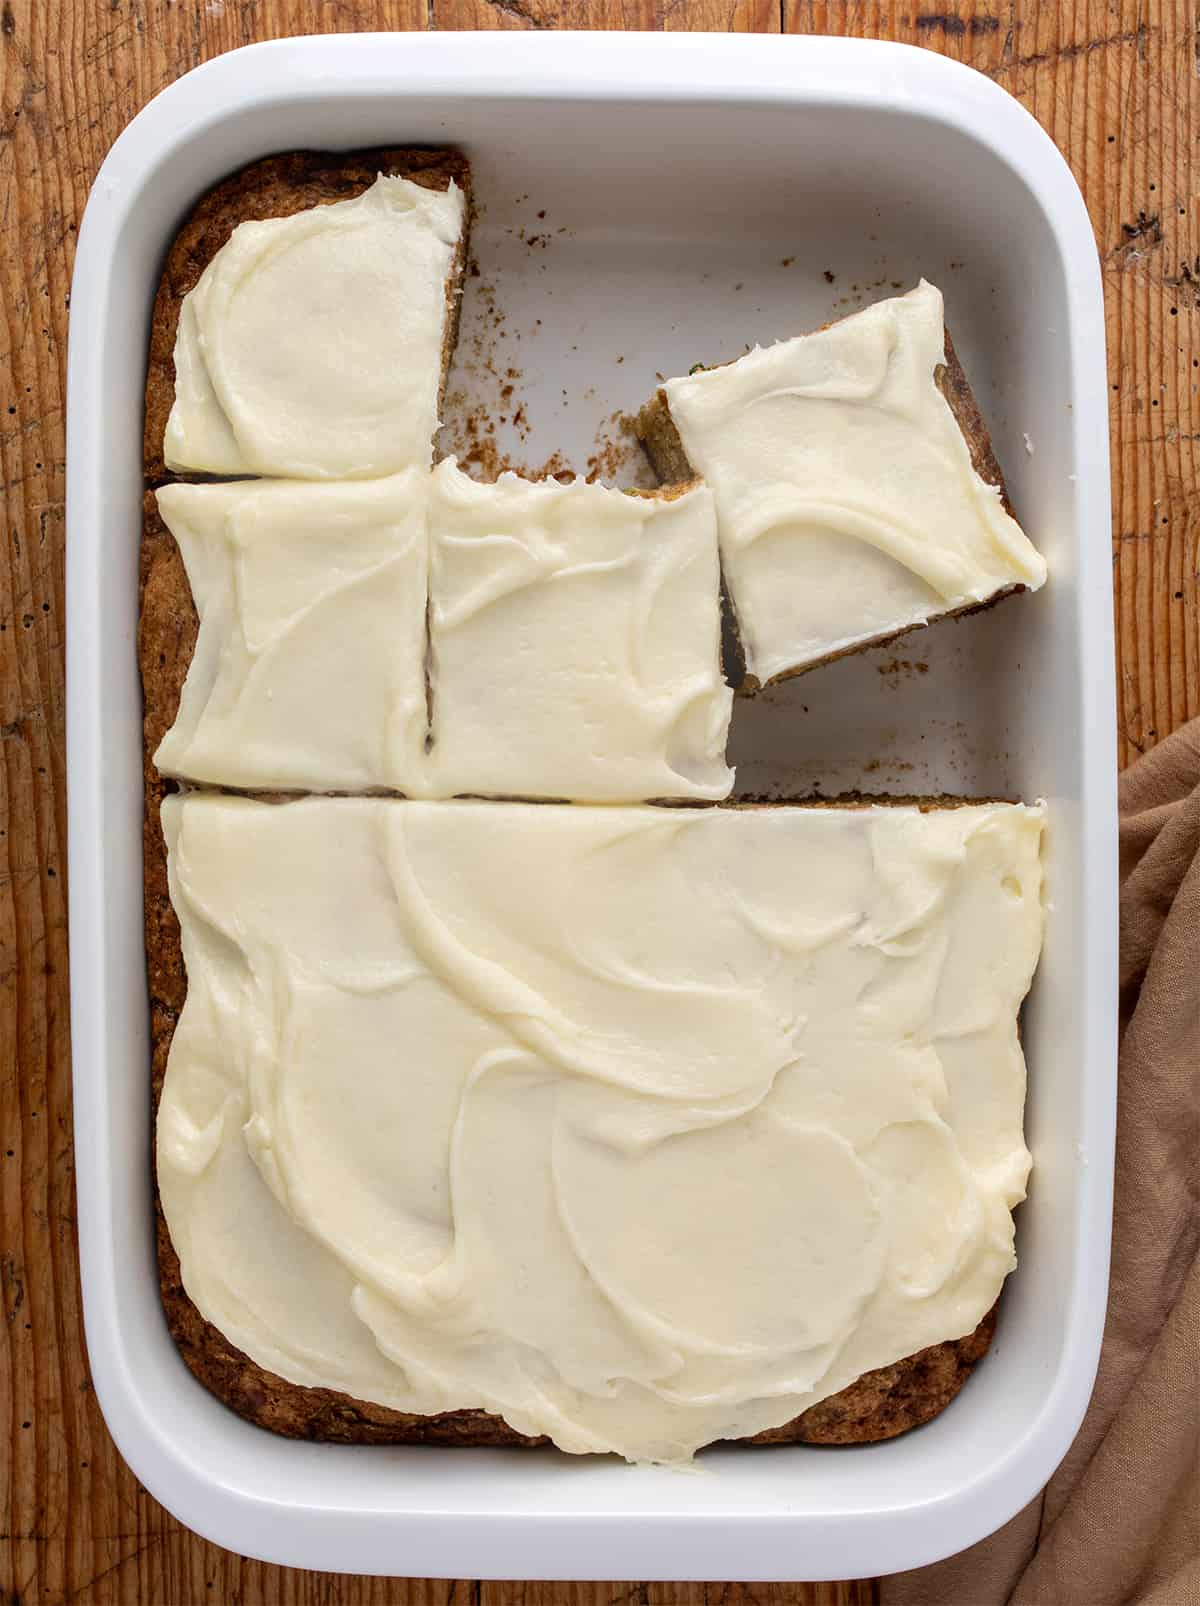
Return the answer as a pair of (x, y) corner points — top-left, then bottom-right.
(144, 147), (472, 484)
(635, 326), (1026, 694)
(746, 1303), (999, 1447)
(626, 477), (703, 503)
(724, 792), (1015, 809)
(141, 495), (998, 1448)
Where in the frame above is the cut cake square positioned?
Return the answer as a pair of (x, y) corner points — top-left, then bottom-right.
(638, 281), (1047, 689)
(150, 474), (430, 793)
(424, 460), (734, 803)
(145, 148), (470, 482)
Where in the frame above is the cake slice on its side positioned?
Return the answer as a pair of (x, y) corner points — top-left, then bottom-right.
(638, 281), (1047, 690)
(149, 474), (430, 794)
(424, 460), (734, 803)
(145, 148), (471, 483)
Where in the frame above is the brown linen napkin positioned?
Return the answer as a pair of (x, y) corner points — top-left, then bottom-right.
(880, 718), (1200, 1606)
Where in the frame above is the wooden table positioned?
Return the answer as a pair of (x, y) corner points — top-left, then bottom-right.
(1, 2), (1195, 1601)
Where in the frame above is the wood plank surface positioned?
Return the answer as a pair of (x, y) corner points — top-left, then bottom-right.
(0, 1), (1195, 1602)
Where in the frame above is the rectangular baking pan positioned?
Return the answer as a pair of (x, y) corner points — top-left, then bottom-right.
(66, 30), (1117, 1580)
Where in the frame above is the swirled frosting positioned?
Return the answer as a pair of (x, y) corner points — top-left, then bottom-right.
(426, 461), (733, 802)
(663, 281), (1048, 685)
(153, 473), (429, 792)
(152, 467), (733, 801)
(158, 794), (1043, 1462)
(164, 175), (466, 479)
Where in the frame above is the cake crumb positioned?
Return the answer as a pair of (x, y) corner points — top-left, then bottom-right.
(585, 411), (655, 488)
(458, 436), (575, 483)
(875, 657), (930, 688)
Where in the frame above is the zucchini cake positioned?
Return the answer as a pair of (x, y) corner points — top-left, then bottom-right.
(637, 281), (1047, 689)
(424, 461), (733, 803)
(146, 463), (734, 803)
(141, 150), (1047, 1460)
(155, 157), (469, 481)
(155, 793), (1043, 1462)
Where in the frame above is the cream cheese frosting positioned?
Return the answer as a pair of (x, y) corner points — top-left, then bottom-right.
(152, 473), (429, 792)
(152, 465), (734, 801)
(425, 461), (734, 802)
(158, 793), (1044, 1462)
(164, 175), (466, 479)
(662, 281), (1048, 685)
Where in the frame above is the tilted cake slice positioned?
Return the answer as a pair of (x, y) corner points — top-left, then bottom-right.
(151, 155), (469, 481)
(156, 792), (1044, 1464)
(424, 460), (734, 803)
(638, 281), (1047, 688)
(151, 474), (430, 793)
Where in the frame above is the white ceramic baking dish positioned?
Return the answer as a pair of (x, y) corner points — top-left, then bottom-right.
(66, 31), (1117, 1581)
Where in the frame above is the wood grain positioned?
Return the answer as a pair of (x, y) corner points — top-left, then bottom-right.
(429, 0), (779, 31)
(0, 0), (1194, 1601)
